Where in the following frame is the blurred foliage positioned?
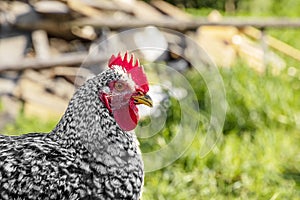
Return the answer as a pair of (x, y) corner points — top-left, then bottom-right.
(143, 128), (300, 199)
(2, 63), (299, 199)
(139, 96), (183, 152)
(221, 63), (300, 133)
(141, 64), (300, 199)
(162, 0), (228, 10)
(186, 62), (300, 133)
(3, 114), (57, 136)
(237, 0), (300, 17)
(159, 0), (300, 17)
(268, 29), (300, 53)
(0, 100), (3, 112)
(2, 1), (300, 198)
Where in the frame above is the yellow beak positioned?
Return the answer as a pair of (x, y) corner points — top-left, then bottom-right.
(132, 94), (153, 107)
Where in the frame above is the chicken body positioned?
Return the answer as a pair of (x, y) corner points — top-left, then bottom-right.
(0, 62), (147, 200)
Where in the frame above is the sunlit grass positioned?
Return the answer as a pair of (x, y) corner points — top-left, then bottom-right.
(1, 1), (300, 199)
(1, 64), (299, 199)
(142, 64), (300, 199)
(0, 100), (3, 112)
(143, 128), (300, 200)
(2, 114), (58, 136)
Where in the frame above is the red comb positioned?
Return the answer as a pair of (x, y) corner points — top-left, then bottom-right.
(108, 52), (149, 92)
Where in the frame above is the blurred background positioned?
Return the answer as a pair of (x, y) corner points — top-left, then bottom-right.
(0, 0), (300, 199)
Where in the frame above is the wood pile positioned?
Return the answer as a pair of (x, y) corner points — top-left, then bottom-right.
(0, 0), (196, 128)
(0, 0), (299, 129)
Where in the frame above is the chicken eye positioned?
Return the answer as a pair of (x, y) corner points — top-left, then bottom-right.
(114, 82), (125, 91)
(137, 91), (144, 95)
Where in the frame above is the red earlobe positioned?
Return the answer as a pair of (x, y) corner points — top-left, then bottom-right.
(99, 92), (112, 113)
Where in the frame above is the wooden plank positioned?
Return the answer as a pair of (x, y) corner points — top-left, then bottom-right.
(73, 17), (193, 30)
(53, 66), (93, 78)
(196, 26), (238, 67)
(150, 0), (192, 21)
(83, 0), (132, 13)
(72, 17), (300, 31)
(0, 96), (21, 130)
(14, 18), (74, 39)
(22, 69), (75, 100)
(0, 35), (28, 65)
(0, 78), (17, 95)
(67, 0), (105, 17)
(0, 52), (105, 72)
(16, 76), (69, 119)
(32, 30), (50, 59)
(113, 0), (164, 21)
(71, 25), (97, 40)
(7, 14), (300, 37)
(242, 26), (300, 62)
(34, 1), (69, 15)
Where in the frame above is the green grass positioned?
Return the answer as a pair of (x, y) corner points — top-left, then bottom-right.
(143, 129), (300, 200)
(141, 64), (300, 200)
(2, 64), (299, 199)
(1, 2), (300, 199)
(3, 114), (58, 136)
(0, 100), (3, 112)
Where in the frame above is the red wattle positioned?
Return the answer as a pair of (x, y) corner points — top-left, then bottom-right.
(112, 103), (139, 131)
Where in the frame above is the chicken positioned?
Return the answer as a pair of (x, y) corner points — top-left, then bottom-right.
(0, 52), (153, 200)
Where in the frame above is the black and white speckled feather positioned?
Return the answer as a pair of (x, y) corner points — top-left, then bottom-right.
(0, 68), (144, 200)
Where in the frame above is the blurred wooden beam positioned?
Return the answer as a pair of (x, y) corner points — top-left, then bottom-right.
(242, 26), (300, 62)
(13, 19), (74, 39)
(32, 30), (50, 60)
(67, 0), (105, 17)
(124, 0), (164, 21)
(6, 16), (300, 36)
(0, 52), (105, 72)
(72, 17), (300, 31)
(150, 0), (192, 21)
(84, 0), (132, 13)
